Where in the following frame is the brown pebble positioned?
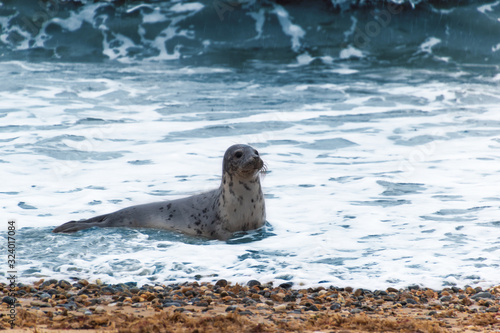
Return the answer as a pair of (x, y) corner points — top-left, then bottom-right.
(466, 287), (475, 294)
(34, 279), (45, 287)
(271, 294), (283, 302)
(251, 293), (261, 300)
(461, 297), (473, 306)
(92, 316), (109, 325)
(78, 279), (89, 286)
(318, 290), (328, 296)
(94, 305), (106, 314)
(71, 311), (85, 317)
(274, 304), (287, 312)
(425, 289), (437, 299)
(30, 301), (51, 308)
(58, 280), (72, 290)
(180, 286), (192, 294)
(131, 296), (144, 303)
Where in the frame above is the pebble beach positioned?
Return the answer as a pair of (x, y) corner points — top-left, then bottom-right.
(2, 279), (499, 332)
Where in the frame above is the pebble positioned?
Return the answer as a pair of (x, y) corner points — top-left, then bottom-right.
(2, 296), (15, 305)
(247, 280), (261, 288)
(163, 302), (182, 307)
(215, 279), (228, 287)
(305, 304), (319, 311)
(40, 293), (51, 301)
(78, 279), (89, 287)
(471, 292), (494, 300)
(94, 305), (106, 314)
(279, 282), (294, 289)
(239, 310), (253, 315)
(58, 280), (72, 290)
(30, 301), (50, 307)
(274, 304), (287, 312)
(354, 289), (363, 296)
(330, 303), (341, 310)
(101, 286), (116, 295)
(225, 305), (238, 312)
(129, 287), (140, 294)
(439, 296), (452, 303)
(41, 279), (58, 288)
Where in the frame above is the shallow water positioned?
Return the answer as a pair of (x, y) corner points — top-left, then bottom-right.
(1, 60), (499, 290)
(1, 0), (500, 290)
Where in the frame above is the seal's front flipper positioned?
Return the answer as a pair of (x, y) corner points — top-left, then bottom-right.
(52, 213), (110, 233)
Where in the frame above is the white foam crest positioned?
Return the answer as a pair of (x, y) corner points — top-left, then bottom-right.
(50, 4), (98, 32)
(127, 4), (154, 15)
(477, 1), (500, 14)
(415, 37), (451, 62)
(272, 4), (305, 52)
(142, 7), (169, 23)
(170, 3), (204, 13)
(329, 67), (359, 75)
(247, 9), (266, 40)
(339, 45), (365, 59)
(294, 52), (315, 66)
(419, 37), (441, 54)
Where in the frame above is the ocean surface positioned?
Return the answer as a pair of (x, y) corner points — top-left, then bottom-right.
(1, 0), (500, 290)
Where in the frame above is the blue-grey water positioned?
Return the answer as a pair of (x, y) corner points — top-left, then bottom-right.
(0, 0), (499, 290)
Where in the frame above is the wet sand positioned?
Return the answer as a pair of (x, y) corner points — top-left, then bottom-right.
(1, 279), (499, 332)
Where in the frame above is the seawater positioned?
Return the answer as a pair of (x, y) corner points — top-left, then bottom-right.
(0, 0), (500, 290)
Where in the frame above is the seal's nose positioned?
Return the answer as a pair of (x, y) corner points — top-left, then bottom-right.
(250, 149), (260, 160)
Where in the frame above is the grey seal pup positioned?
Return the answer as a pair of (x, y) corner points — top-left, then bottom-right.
(52, 144), (266, 240)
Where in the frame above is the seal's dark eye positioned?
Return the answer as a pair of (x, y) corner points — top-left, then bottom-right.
(235, 151), (243, 158)
(254, 150), (259, 156)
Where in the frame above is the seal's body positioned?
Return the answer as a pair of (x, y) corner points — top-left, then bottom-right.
(52, 144), (266, 240)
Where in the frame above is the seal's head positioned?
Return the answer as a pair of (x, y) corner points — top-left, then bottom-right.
(223, 144), (264, 179)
